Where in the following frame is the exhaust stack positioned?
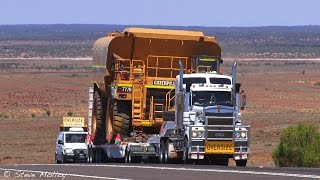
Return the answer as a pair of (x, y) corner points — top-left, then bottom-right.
(175, 61), (185, 132)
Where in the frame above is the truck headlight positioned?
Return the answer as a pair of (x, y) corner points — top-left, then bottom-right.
(192, 132), (198, 138)
(64, 148), (74, 154)
(235, 132), (247, 139)
(192, 131), (204, 138)
(198, 131), (204, 138)
(241, 132), (247, 138)
(235, 132), (240, 138)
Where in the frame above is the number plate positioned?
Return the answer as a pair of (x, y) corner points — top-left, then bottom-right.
(205, 141), (234, 154)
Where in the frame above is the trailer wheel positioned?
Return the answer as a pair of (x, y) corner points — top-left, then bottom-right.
(182, 138), (190, 164)
(87, 145), (92, 163)
(124, 148), (132, 163)
(91, 91), (106, 145)
(125, 148), (142, 163)
(159, 139), (169, 163)
(236, 160), (247, 167)
(113, 101), (131, 137)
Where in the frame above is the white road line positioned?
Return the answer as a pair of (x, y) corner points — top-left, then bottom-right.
(13, 164), (320, 179)
(0, 167), (132, 180)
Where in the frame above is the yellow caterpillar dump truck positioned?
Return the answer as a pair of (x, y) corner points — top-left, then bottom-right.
(87, 27), (226, 163)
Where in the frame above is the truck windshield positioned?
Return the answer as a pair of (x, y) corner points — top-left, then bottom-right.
(65, 134), (86, 143)
(192, 91), (231, 107)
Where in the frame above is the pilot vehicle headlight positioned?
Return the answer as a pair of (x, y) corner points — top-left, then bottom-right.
(64, 148), (74, 154)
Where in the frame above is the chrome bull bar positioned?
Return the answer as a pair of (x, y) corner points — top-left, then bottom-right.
(188, 124), (250, 160)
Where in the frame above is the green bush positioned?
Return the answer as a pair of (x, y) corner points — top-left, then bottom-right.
(272, 124), (320, 167)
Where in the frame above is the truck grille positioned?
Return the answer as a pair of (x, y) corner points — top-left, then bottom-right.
(207, 117), (234, 126)
(207, 131), (233, 138)
(205, 112), (233, 117)
(206, 115), (234, 139)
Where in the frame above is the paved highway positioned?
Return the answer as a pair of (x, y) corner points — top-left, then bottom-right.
(1, 163), (320, 180)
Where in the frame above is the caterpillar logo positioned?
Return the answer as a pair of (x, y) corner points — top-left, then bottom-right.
(153, 80), (175, 86)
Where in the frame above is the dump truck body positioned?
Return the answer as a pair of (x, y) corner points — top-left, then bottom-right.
(90, 27), (222, 145)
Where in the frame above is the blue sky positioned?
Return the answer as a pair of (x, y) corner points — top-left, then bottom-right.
(0, 0), (319, 27)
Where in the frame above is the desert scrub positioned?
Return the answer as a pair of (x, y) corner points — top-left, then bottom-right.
(272, 124), (320, 167)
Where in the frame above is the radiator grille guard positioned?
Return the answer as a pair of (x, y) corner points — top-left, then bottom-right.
(188, 113), (250, 159)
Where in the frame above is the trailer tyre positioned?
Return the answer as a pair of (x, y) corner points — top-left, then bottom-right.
(124, 148), (132, 163)
(87, 145), (92, 163)
(125, 148), (142, 163)
(159, 139), (169, 163)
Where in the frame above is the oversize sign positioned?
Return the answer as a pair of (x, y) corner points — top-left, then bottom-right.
(63, 117), (85, 127)
(205, 141), (234, 154)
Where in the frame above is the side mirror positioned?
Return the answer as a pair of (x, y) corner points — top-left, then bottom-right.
(58, 140), (63, 145)
(239, 91), (246, 110)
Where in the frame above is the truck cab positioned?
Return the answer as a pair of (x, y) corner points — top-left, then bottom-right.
(55, 117), (88, 163)
(158, 61), (250, 166)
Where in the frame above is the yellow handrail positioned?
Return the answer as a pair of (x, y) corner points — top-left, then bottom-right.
(114, 59), (131, 81)
(147, 55), (188, 78)
(165, 88), (175, 111)
(131, 60), (145, 83)
(149, 96), (154, 120)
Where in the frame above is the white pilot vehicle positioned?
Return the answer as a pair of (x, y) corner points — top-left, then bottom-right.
(55, 117), (88, 163)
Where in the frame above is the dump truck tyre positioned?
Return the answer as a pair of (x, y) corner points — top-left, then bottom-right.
(113, 102), (131, 136)
(92, 91), (106, 145)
